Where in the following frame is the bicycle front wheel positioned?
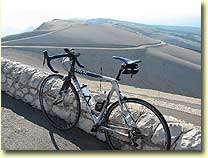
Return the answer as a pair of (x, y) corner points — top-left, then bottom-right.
(104, 98), (171, 150)
(39, 74), (81, 130)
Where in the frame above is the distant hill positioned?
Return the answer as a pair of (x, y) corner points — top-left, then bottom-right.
(2, 19), (158, 48)
(2, 18), (201, 52)
(87, 18), (201, 52)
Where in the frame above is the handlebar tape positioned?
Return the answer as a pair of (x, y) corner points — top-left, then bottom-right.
(43, 51), (59, 73)
(43, 50), (85, 73)
(76, 59), (85, 68)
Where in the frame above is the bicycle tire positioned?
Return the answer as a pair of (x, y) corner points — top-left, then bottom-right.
(104, 98), (171, 150)
(39, 74), (81, 130)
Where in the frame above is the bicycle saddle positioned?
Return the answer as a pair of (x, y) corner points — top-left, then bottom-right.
(112, 56), (141, 65)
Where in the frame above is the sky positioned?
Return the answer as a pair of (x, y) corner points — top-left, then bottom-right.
(1, 0), (201, 35)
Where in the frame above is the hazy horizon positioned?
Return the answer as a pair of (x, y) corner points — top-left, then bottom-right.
(2, 0), (201, 36)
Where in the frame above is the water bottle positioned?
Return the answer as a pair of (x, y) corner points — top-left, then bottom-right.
(81, 85), (96, 107)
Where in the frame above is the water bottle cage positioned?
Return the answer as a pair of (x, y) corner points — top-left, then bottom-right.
(84, 95), (92, 105)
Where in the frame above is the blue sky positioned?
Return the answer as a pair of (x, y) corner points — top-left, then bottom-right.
(2, 0), (201, 36)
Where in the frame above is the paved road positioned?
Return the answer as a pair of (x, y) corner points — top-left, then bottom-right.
(1, 41), (166, 51)
(1, 93), (110, 150)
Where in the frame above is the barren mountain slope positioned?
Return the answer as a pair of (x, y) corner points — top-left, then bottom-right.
(2, 19), (158, 48)
(1, 19), (201, 98)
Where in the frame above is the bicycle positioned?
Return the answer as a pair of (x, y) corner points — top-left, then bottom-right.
(39, 48), (171, 150)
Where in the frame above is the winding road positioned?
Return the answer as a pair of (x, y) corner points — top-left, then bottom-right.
(1, 41), (166, 51)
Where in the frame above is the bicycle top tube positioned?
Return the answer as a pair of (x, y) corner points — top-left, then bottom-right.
(74, 67), (116, 82)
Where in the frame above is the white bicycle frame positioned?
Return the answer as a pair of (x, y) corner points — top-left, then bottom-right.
(62, 58), (136, 135)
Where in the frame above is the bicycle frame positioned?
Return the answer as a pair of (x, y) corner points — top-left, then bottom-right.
(71, 67), (125, 125)
(59, 58), (135, 133)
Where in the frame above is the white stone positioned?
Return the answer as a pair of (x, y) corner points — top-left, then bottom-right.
(164, 115), (180, 123)
(14, 83), (20, 89)
(151, 122), (183, 146)
(16, 91), (24, 98)
(9, 86), (16, 94)
(24, 94), (34, 103)
(96, 132), (106, 142)
(169, 123), (183, 140)
(30, 89), (37, 95)
(29, 72), (44, 88)
(85, 112), (92, 120)
(78, 117), (94, 134)
(19, 69), (35, 85)
(22, 88), (29, 94)
(3, 63), (15, 74)
(34, 98), (41, 110)
(1, 83), (8, 91)
(81, 102), (88, 112)
(7, 78), (13, 86)
(175, 127), (201, 150)
(137, 112), (158, 136)
(2, 73), (6, 83)
(1, 59), (9, 68)
(63, 92), (76, 104)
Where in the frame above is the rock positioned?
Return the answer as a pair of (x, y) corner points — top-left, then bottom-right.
(24, 94), (34, 103)
(3, 62), (17, 74)
(175, 127), (201, 150)
(96, 132), (106, 142)
(22, 88), (29, 94)
(7, 78), (13, 86)
(169, 123), (183, 141)
(30, 89), (37, 95)
(164, 115), (181, 123)
(1, 58), (10, 68)
(2, 73), (6, 83)
(63, 92), (76, 104)
(9, 86), (16, 95)
(19, 73), (30, 85)
(137, 112), (158, 136)
(29, 72), (46, 89)
(81, 101), (88, 112)
(151, 122), (183, 146)
(78, 117), (94, 134)
(15, 90), (24, 98)
(14, 83), (20, 89)
(34, 98), (41, 110)
(11, 64), (23, 76)
(1, 83), (8, 91)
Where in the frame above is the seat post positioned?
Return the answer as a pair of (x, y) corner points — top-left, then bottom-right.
(116, 65), (125, 81)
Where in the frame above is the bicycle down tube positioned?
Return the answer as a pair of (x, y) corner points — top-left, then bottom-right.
(71, 68), (122, 125)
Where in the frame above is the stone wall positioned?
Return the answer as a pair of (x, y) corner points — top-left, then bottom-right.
(1, 57), (201, 150)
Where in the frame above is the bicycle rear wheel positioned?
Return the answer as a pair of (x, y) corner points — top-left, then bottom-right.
(104, 98), (171, 150)
(39, 74), (81, 130)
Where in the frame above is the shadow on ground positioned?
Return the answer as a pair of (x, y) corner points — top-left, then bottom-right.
(1, 92), (110, 150)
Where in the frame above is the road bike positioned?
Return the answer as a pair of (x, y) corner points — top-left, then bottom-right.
(39, 48), (171, 150)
